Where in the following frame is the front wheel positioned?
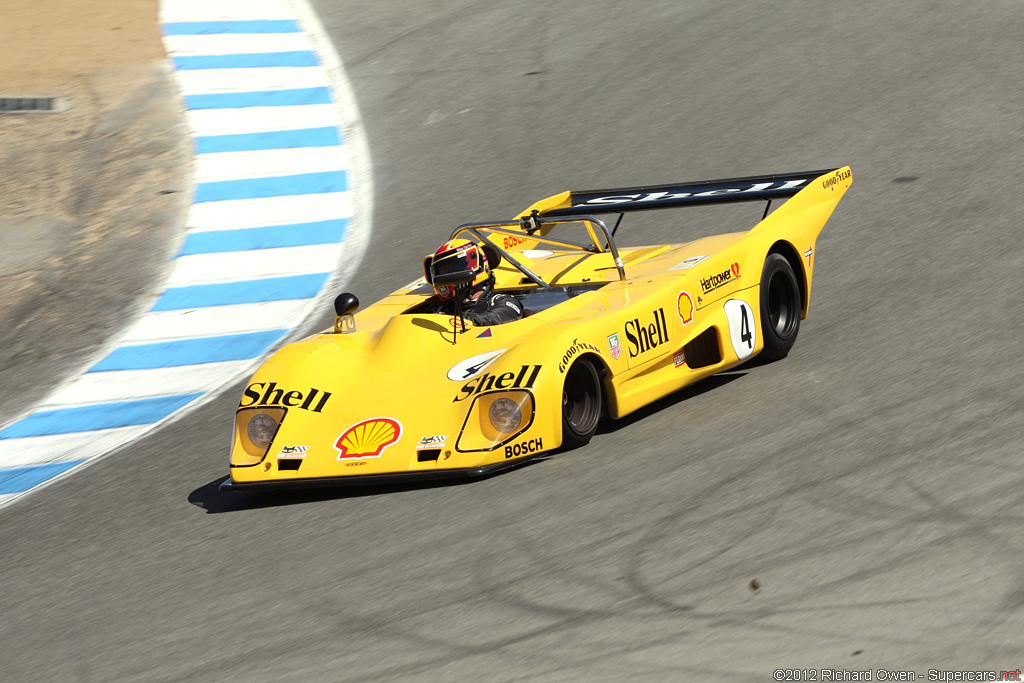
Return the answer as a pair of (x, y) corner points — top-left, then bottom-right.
(758, 253), (801, 362)
(561, 359), (602, 450)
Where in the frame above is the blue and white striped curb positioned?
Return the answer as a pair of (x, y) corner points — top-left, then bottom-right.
(0, 0), (372, 507)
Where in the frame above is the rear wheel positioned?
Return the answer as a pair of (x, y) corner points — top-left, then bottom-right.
(561, 359), (602, 450)
(759, 253), (801, 362)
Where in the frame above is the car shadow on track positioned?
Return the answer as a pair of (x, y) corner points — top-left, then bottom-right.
(596, 371), (746, 434)
(187, 458), (552, 513)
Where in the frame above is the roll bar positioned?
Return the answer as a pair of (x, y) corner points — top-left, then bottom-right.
(450, 215), (626, 287)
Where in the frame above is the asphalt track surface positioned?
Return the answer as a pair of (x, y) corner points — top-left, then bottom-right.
(3, 1), (1023, 680)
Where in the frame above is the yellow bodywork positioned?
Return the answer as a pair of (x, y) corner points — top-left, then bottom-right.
(225, 168), (851, 489)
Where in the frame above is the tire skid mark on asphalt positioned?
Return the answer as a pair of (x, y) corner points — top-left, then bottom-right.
(0, 0), (371, 508)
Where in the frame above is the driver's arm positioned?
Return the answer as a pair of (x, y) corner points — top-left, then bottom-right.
(466, 294), (523, 326)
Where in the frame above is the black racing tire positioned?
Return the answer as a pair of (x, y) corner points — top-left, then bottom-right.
(560, 358), (602, 450)
(758, 253), (801, 362)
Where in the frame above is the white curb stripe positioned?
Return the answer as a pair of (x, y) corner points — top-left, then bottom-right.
(174, 66), (327, 94)
(165, 244), (342, 287)
(186, 191), (352, 230)
(124, 300), (314, 343)
(164, 33), (312, 56)
(0, 428), (151, 470)
(43, 363), (250, 409)
(194, 146), (348, 183)
(187, 104), (338, 135)
(161, 0), (293, 22)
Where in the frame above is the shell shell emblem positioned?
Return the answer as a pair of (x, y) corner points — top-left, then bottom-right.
(677, 291), (694, 325)
(334, 418), (403, 460)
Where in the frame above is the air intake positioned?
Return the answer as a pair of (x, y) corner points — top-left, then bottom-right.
(683, 327), (721, 369)
(417, 449), (441, 462)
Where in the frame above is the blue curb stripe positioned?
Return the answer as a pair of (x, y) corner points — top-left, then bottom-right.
(162, 20), (301, 35)
(195, 171), (347, 202)
(186, 87), (333, 110)
(194, 127), (341, 153)
(174, 52), (319, 70)
(0, 461), (87, 494)
(0, 394), (206, 440)
(178, 220), (347, 255)
(152, 274), (330, 310)
(89, 331), (289, 371)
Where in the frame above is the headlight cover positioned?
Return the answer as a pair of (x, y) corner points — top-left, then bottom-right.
(456, 390), (534, 452)
(232, 406), (286, 466)
(488, 398), (522, 433)
(248, 414), (278, 449)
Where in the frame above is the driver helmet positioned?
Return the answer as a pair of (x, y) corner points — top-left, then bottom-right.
(430, 238), (490, 301)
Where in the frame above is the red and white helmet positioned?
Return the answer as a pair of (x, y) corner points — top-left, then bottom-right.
(429, 238), (491, 301)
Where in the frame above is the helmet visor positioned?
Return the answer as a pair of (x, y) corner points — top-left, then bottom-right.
(431, 246), (479, 278)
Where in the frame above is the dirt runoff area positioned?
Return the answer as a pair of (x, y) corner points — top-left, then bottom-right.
(0, 0), (191, 428)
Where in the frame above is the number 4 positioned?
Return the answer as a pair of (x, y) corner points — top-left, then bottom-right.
(724, 299), (756, 361)
(739, 304), (752, 349)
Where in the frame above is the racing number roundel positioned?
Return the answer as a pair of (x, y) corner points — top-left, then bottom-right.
(724, 299), (756, 361)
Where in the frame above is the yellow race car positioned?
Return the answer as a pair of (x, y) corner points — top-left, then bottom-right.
(221, 167), (852, 491)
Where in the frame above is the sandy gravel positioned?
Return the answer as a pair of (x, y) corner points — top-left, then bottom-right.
(0, 0), (191, 427)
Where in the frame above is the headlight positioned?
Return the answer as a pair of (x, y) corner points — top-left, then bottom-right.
(232, 407), (286, 466)
(247, 414), (278, 449)
(489, 398), (522, 432)
(456, 390), (534, 452)
(475, 390), (533, 444)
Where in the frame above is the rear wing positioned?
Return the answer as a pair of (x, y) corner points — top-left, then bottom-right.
(518, 169), (840, 218)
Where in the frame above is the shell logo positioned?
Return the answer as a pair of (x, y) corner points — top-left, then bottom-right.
(334, 418), (403, 460)
(677, 291), (694, 325)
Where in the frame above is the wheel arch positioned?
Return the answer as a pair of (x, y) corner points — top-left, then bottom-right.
(557, 351), (607, 450)
(767, 240), (807, 317)
(572, 351), (611, 419)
